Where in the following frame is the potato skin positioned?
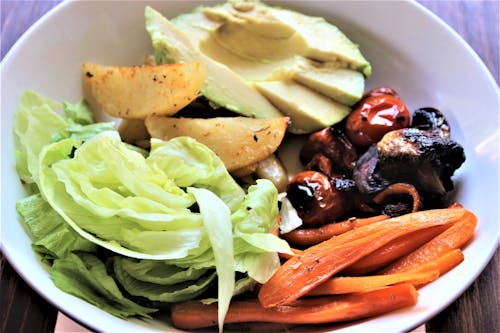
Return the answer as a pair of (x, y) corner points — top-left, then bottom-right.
(145, 116), (289, 171)
(82, 62), (207, 119)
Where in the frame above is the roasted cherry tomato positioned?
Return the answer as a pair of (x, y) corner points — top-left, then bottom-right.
(286, 171), (348, 227)
(345, 94), (411, 146)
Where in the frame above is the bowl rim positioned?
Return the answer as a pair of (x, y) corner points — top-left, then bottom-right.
(1, 1), (498, 333)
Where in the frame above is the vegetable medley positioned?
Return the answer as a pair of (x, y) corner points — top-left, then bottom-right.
(13, 1), (476, 332)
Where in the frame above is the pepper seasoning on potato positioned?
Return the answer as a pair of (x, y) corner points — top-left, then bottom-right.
(82, 61), (207, 119)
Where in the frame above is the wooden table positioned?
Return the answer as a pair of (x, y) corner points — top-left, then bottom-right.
(1, 1), (498, 332)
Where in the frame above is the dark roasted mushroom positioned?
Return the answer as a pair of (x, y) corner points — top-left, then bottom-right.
(373, 183), (421, 217)
(352, 145), (390, 194)
(411, 107), (451, 138)
(353, 128), (465, 208)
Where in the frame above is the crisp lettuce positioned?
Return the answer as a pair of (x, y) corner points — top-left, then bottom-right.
(189, 187), (234, 330)
(51, 252), (156, 319)
(112, 257), (217, 303)
(14, 91), (65, 184)
(114, 258), (209, 284)
(14, 91), (114, 184)
(149, 138), (245, 210)
(62, 100), (94, 125)
(13, 90), (291, 323)
(16, 193), (96, 259)
(232, 179), (292, 283)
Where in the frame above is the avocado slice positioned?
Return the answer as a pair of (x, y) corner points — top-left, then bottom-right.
(293, 64), (365, 106)
(172, 11), (298, 82)
(202, 3), (308, 62)
(268, 7), (372, 77)
(145, 6), (282, 119)
(200, 1), (371, 77)
(255, 80), (351, 134)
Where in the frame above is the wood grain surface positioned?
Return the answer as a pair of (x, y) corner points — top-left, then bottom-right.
(1, 1), (498, 333)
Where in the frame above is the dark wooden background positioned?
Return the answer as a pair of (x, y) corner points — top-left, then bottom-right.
(1, 1), (498, 332)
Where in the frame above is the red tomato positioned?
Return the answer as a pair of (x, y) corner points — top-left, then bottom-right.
(286, 171), (348, 227)
(345, 94), (411, 146)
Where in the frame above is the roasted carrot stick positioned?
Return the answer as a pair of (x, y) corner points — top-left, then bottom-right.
(281, 215), (389, 247)
(259, 208), (467, 308)
(407, 249), (464, 276)
(307, 270), (439, 295)
(380, 211), (477, 274)
(342, 224), (450, 275)
(315, 251), (464, 297)
(171, 284), (418, 329)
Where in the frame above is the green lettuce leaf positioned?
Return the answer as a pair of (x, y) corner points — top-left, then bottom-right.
(38, 134), (207, 259)
(115, 257), (209, 284)
(188, 186), (234, 333)
(232, 179), (292, 283)
(37, 131), (250, 261)
(51, 122), (116, 142)
(149, 138), (245, 210)
(62, 100), (94, 125)
(112, 257), (216, 303)
(14, 90), (65, 184)
(16, 193), (97, 259)
(13, 90), (115, 184)
(51, 252), (156, 319)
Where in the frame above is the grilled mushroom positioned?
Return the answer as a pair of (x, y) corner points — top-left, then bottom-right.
(411, 107), (450, 139)
(354, 128), (465, 208)
(373, 183), (421, 217)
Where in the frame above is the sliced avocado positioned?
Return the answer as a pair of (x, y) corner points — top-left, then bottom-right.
(213, 21), (308, 61)
(145, 6), (282, 119)
(270, 8), (372, 77)
(293, 61), (364, 106)
(172, 11), (298, 81)
(254, 80), (351, 134)
(202, 3), (308, 61)
(200, 2), (371, 77)
(203, 2), (297, 39)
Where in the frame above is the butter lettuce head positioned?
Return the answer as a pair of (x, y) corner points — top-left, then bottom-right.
(38, 132), (240, 259)
(13, 90), (291, 323)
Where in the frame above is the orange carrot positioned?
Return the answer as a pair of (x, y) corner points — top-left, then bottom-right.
(258, 208), (467, 308)
(342, 224), (450, 275)
(406, 249), (464, 276)
(380, 211), (477, 274)
(281, 215), (389, 247)
(171, 284), (418, 329)
(307, 270), (439, 295)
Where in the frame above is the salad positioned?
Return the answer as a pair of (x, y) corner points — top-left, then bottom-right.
(12, 1), (477, 332)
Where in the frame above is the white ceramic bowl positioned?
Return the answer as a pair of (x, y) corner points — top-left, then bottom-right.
(1, 1), (498, 332)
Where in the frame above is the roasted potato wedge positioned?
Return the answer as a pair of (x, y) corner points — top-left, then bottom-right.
(145, 116), (289, 171)
(118, 119), (151, 148)
(231, 163), (259, 178)
(82, 62), (207, 119)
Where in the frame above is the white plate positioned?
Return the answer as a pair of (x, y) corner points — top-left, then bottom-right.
(1, 1), (498, 332)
